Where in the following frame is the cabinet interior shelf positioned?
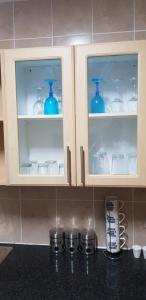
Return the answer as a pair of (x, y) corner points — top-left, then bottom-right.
(18, 114), (63, 120)
(89, 112), (137, 119)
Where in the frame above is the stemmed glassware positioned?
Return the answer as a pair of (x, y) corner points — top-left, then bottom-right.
(44, 79), (59, 115)
(111, 79), (123, 113)
(33, 87), (44, 115)
(90, 78), (105, 113)
(127, 77), (137, 113)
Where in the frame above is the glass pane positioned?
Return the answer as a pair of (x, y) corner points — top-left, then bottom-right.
(88, 55), (138, 175)
(15, 59), (64, 176)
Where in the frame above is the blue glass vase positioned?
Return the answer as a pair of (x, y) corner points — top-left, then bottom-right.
(90, 79), (105, 113)
(44, 80), (59, 115)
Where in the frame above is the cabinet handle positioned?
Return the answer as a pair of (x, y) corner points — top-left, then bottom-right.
(80, 146), (85, 186)
(67, 146), (71, 186)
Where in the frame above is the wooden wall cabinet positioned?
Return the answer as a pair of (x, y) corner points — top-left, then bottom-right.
(76, 41), (146, 186)
(1, 41), (146, 186)
(2, 47), (76, 185)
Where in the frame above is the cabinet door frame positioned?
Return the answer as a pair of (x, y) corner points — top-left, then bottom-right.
(3, 47), (76, 186)
(75, 40), (146, 187)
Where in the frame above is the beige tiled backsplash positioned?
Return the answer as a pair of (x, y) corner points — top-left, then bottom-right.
(0, 0), (146, 247)
(0, 0), (146, 48)
(0, 186), (145, 248)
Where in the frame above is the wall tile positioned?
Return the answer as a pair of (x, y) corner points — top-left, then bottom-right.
(0, 40), (14, 49)
(21, 187), (56, 201)
(94, 187), (132, 202)
(0, 197), (20, 243)
(57, 187), (93, 201)
(14, 0), (52, 39)
(94, 200), (133, 248)
(93, 32), (133, 44)
(135, 31), (146, 40)
(134, 188), (146, 201)
(93, 0), (133, 33)
(0, 2), (13, 40)
(53, 0), (92, 36)
(57, 199), (93, 229)
(134, 201), (146, 245)
(15, 38), (52, 48)
(135, 0), (146, 30)
(21, 198), (56, 244)
(0, 186), (19, 200)
(53, 35), (91, 46)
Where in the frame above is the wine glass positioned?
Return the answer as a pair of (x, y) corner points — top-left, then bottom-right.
(111, 79), (123, 113)
(33, 87), (44, 115)
(90, 78), (105, 113)
(127, 77), (137, 113)
(44, 80), (59, 115)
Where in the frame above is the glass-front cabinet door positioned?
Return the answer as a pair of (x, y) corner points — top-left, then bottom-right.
(3, 47), (75, 185)
(76, 41), (146, 186)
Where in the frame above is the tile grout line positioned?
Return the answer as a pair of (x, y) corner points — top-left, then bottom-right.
(91, 0), (94, 43)
(0, 30), (138, 44)
(51, 0), (53, 47)
(12, 0), (15, 48)
(92, 187), (96, 231)
(133, 0), (136, 40)
(18, 187), (23, 242)
(132, 188), (135, 245)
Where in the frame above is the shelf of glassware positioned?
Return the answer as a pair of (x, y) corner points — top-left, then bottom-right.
(89, 112), (137, 119)
(18, 114), (63, 120)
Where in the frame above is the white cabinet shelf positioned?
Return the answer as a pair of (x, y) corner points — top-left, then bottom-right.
(18, 114), (63, 120)
(89, 112), (137, 119)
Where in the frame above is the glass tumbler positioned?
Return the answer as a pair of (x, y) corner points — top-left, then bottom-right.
(93, 152), (110, 175)
(38, 162), (48, 175)
(59, 163), (64, 176)
(29, 160), (38, 175)
(20, 163), (32, 175)
(111, 154), (128, 175)
(127, 152), (137, 175)
(47, 161), (58, 175)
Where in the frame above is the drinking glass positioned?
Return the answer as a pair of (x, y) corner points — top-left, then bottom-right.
(90, 79), (105, 113)
(59, 163), (64, 175)
(127, 152), (137, 175)
(44, 80), (59, 115)
(20, 163), (32, 175)
(29, 160), (38, 175)
(33, 87), (44, 115)
(38, 162), (48, 175)
(92, 152), (110, 174)
(111, 79), (123, 113)
(127, 77), (137, 113)
(111, 154), (128, 175)
(47, 160), (58, 175)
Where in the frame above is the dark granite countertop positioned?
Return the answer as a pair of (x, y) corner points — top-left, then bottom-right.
(0, 245), (145, 300)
